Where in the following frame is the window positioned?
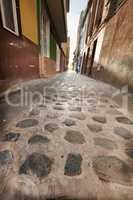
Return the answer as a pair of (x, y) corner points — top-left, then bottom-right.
(0, 0), (19, 35)
(107, 0), (124, 18)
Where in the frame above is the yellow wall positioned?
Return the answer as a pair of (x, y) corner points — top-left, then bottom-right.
(19, 0), (38, 44)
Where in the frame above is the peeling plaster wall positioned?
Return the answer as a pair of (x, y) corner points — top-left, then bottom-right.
(97, 0), (133, 88)
(0, 29), (39, 80)
(0, 0), (39, 81)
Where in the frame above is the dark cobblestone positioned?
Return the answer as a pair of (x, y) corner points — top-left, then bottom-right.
(70, 113), (86, 120)
(45, 96), (52, 100)
(46, 113), (60, 119)
(69, 107), (82, 112)
(87, 124), (103, 133)
(2, 132), (20, 142)
(0, 150), (13, 166)
(64, 130), (85, 144)
(45, 123), (59, 133)
(93, 156), (133, 186)
(53, 106), (65, 111)
(55, 102), (63, 106)
(126, 149), (133, 159)
(116, 117), (133, 125)
(114, 127), (133, 140)
(28, 135), (50, 145)
(92, 116), (107, 124)
(63, 119), (76, 127)
(29, 108), (40, 116)
(19, 153), (52, 178)
(16, 119), (39, 128)
(125, 138), (133, 150)
(64, 153), (82, 176)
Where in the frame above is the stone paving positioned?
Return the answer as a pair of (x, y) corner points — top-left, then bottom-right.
(0, 72), (133, 199)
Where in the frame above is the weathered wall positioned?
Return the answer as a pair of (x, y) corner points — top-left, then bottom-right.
(56, 45), (61, 72)
(19, 0), (38, 44)
(39, 56), (56, 78)
(96, 0), (133, 88)
(0, 29), (39, 80)
(60, 51), (67, 72)
(0, 0), (39, 81)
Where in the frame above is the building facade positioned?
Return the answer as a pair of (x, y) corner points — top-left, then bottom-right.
(74, 10), (85, 72)
(76, 0), (133, 89)
(0, 0), (69, 81)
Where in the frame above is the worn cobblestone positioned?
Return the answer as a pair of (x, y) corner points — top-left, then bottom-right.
(1, 72), (133, 199)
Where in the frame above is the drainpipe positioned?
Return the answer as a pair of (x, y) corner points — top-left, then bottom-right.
(38, 0), (46, 78)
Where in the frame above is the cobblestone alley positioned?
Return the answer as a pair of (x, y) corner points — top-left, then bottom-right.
(0, 72), (133, 199)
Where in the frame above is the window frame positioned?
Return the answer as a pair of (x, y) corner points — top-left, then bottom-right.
(0, 0), (19, 36)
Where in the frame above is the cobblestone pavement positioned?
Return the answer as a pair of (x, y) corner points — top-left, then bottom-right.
(0, 72), (133, 200)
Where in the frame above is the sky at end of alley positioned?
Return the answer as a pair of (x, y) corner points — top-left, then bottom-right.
(67, 0), (88, 67)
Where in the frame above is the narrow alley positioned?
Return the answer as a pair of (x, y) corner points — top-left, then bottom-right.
(0, 72), (133, 199)
(0, 0), (133, 199)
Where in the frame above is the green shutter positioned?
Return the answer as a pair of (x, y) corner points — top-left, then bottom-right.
(50, 32), (57, 61)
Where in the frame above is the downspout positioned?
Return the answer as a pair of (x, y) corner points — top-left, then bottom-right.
(37, 0), (46, 78)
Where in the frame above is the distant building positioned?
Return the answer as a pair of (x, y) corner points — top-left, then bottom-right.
(74, 10), (85, 72)
(61, 37), (70, 71)
(76, 0), (133, 89)
(0, 0), (70, 80)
